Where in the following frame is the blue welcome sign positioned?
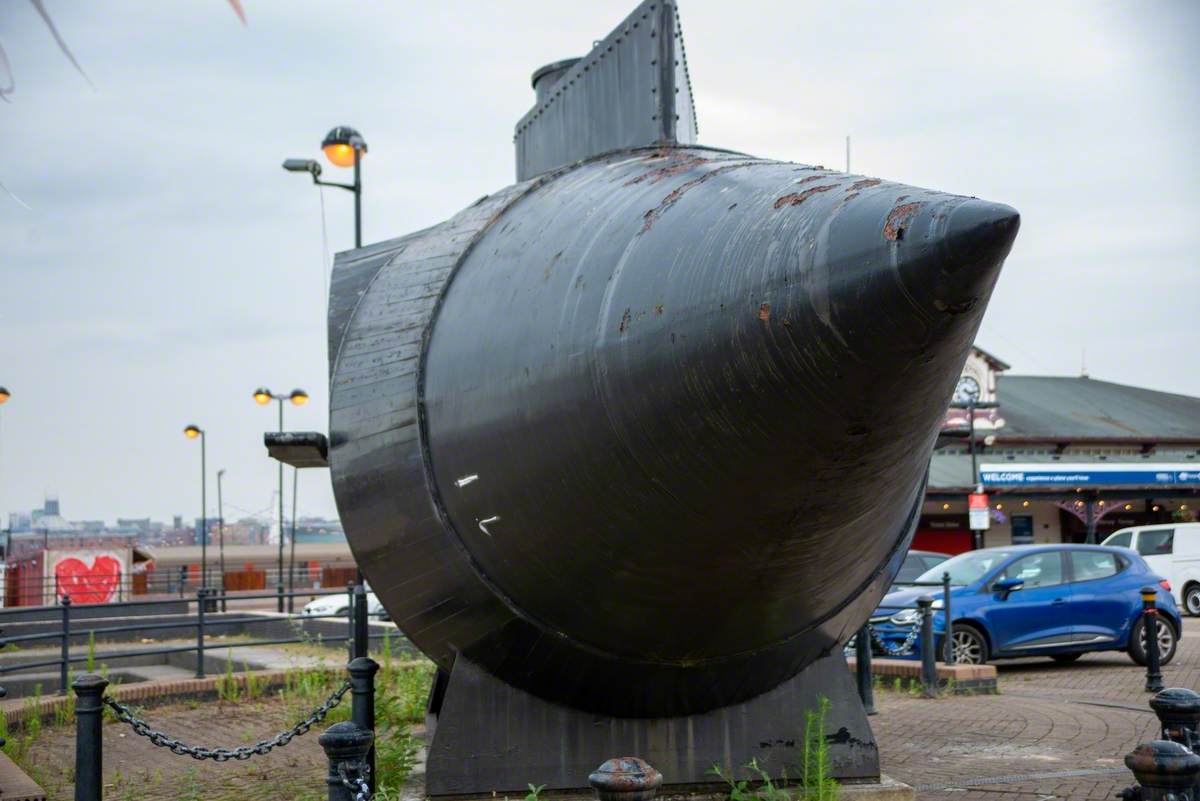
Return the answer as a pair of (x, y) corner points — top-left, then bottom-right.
(980, 463), (1200, 487)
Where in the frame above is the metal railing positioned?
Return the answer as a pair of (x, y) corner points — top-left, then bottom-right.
(0, 583), (393, 694)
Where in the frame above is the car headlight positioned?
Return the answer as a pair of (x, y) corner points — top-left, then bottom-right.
(931, 599), (944, 610)
(890, 609), (920, 625)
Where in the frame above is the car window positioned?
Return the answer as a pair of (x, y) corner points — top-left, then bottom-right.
(921, 555), (949, 571)
(1105, 531), (1132, 549)
(1001, 552), (1064, 588)
(895, 555), (925, 582)
(1137, 530), (1174, 556)
(1070, 551), (1120, 582)
(918, 549), (1015, 585)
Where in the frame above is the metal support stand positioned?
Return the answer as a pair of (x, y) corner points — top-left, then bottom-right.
(917, 595), (937, 698)
(425, 651), (879, 796)
(1150, 688), (1200, 749)
(319, 721), (374, 801)
(855, 624), (876, 715)
(1143, 587), (1164, 693)
(1122, 741), (1200, 801)
(73, 673), (109, 801)
(348, 657), (379, 797)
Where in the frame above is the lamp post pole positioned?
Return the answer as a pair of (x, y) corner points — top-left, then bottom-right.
(0, 386), (10, 606)
(217, 468), (226, 611)
(183, 425), (206, 594)
(289, 468), (298, 611)
(253, 388), (308, 612)
(283, 125), (368, 249)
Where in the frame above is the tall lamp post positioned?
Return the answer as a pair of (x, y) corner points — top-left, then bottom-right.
(253, 387), (308, 611)
(183, 425), (207, 595)
(217, 468), (227, 612)
(0, 386), (10, 604)
(283, 126), (368, 248)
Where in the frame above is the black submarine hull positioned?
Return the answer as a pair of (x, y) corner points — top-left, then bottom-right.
(327, 146), (1017, 720)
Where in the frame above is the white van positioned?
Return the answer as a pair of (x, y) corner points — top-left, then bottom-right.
(1101, 523), (1200, 614)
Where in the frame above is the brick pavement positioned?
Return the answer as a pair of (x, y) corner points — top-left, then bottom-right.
(872, 617), (1200, 800)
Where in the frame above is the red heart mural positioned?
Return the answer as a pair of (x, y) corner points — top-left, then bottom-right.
(55, 555), (123, 604)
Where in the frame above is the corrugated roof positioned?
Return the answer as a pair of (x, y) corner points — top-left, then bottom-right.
(996, 376), (1200, 441)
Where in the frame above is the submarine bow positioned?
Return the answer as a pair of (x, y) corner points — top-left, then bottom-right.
(327, 145), (1018, 718)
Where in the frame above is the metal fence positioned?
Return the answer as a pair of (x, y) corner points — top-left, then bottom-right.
(0, 584), (391, 694)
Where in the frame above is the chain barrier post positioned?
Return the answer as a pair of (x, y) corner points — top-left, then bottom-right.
(1121, 740), (1200, 801)
(589, 757), (663, 801)
(349, 656), (379, 796)
(73, 673), (109, 801)
(353, 585), (369, 660)
(1142, 586), (1164, 693)
(1150, 688), (1200, 751)
(854, 624), (876, 715)
(60, 594), (72, 694)
(195, 588), (207, 679)
(917, 595), (936, 698)
(320, 721), (374, 801)
(942, 571), (954, 664)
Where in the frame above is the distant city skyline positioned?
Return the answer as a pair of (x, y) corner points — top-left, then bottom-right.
(1, 1), (1197, 521)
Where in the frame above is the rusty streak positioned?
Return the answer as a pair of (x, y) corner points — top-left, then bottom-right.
(849, 178), (881, 191)
(758, 303), (770, 321)
(883, 202), (922, 241)
(773, 184), (836, 209)
(624, 153), (711, 186)
(640, 162), (763, 233)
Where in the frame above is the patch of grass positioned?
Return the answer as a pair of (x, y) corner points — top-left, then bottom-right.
(709, 697), (839, 801)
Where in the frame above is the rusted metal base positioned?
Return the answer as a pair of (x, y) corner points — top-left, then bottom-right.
(424, 652), (878, 796)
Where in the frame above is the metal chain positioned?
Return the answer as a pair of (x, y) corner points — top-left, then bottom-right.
(866, 609), (927, 657)
(102, 679), (351, 762)
(339, 761), (372, 801)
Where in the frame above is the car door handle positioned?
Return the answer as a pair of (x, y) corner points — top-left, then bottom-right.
(1052, 598), (1066, 605)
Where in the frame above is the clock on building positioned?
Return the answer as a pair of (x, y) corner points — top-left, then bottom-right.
(953, 375), (981, 404)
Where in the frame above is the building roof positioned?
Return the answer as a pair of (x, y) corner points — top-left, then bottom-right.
(996, 376), (1200, 442)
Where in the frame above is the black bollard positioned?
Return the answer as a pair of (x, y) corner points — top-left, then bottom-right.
(854, 625), (876, 715)
(917, 596), (937, 698)
(942, 571), (954, 664)
(1142, 587), (1164, 693)
(1150, 688), (1200, 751)
(73, 673), (109, 801)
(589, 757), (664, 801)
(319, 721), (374, 801)
(195, 588), (207, 679)
(348, 657), (379, 796)
(353, 585), (369, 660)
(1123, 740), (1200, 801)
(60, 594), (72, 695)
(277, 581), (285, 614)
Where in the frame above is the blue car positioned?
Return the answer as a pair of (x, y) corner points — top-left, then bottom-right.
(869, 544), (1181, 666)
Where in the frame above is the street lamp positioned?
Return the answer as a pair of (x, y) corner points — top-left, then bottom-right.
(183, 424), (207, 595)
(0, 386), (10, 593)
(253, 387), (308, 611)
(283, 126), (368, 248)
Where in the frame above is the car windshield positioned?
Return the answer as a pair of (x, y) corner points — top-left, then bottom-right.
(915, 549), (1015, 586)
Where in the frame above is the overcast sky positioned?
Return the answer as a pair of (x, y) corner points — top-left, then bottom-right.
(1, 1), (1197, 527)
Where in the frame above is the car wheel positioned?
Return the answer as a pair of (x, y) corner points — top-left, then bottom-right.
(1052, 653), (1083, 664)
(1129, 616), (1178, 666)
(950, 624), (988, 665)
(1185, 585), (1200, 617)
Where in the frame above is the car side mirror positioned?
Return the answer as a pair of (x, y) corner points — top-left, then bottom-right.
(993, 577), (1024, 598)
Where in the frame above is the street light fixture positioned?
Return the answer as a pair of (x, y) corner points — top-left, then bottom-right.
(183, 424), (208, 595)
(253, 387), (308, 611)
(283, 126), (368, 248)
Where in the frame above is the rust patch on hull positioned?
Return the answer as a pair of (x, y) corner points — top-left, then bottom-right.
(640, 162), (763, 233)
(849, 178), (881, 191)
(625, 153), (711, 186)
(883, 202), (922, 241)
(773, 184), (836, 209)
(758, 302), (770, 321)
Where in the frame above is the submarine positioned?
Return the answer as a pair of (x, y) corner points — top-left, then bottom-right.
(291, 0), (1019, 794)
